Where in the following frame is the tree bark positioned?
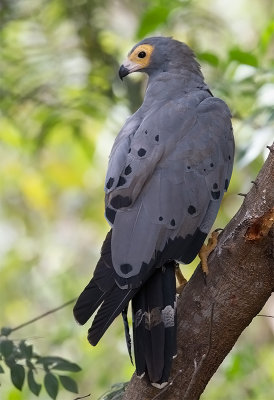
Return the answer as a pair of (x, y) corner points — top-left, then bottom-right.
(123, 143), (274, 400)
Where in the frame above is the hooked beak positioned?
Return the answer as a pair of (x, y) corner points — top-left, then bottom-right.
(119, 65), (130, 80)
(118, 59), (141, 80)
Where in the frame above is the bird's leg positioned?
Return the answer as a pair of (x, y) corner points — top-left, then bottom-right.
(175, 263), (187, 295)
(199, 229), (221, 280)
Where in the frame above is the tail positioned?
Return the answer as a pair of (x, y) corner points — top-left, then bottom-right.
(132, 261), (177, 388)
(73, 230), (137, 345)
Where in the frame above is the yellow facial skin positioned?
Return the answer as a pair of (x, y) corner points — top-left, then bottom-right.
(121, 44), (155, 75)
(128, 44), (155, 69)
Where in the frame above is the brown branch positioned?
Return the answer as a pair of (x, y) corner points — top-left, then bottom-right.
(123, 143), (274, 400)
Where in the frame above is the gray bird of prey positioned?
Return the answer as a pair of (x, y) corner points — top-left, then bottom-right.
(73, 36), (234, 388)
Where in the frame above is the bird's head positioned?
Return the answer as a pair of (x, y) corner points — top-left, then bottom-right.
(119, 36), (202, 80)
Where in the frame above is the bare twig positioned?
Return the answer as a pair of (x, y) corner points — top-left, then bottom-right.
(257, 314), (274, 318)
(73, 394), (91, 400)
(2, 298), (77, 335)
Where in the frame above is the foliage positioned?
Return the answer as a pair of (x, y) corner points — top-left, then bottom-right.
(0, 0), (273, 399)
(0, 327), (80, 399)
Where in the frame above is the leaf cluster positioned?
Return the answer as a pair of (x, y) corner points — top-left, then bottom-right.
(0, 328), (81, 399)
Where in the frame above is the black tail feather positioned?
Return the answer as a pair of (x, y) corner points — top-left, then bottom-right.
(132, 261), (177, 385)
(122, 305), (133, 365)
(73, 231), (114, 326)
(74, 228), (177, 385)
(88, 286), (137, 346)
(73, 279), (105, 325)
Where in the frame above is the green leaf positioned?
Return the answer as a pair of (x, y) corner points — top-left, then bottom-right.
(52, 361), (81, 372)
(44, 372), (59, 400)
(19, 341), (33, 359)
(5, 355), (16, 369)
(137, 6), (169, 38)
(27, 369), (42, 396)
(259, 20), (274, 53)
(26, 359), (35, 370)
(229, 48), (258, 67)
(0, 327), (12, 336)
(37, 356), (81, 372)
(0, 339), (14, 358)
(10, 364), (25, 390)
(59, 375), (78, 393)
(198, 52), (219, 67)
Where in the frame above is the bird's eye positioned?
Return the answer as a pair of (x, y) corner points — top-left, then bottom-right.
(138, 51), (146, 58)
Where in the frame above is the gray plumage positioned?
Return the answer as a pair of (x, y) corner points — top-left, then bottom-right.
(74, 36), (234, 387)
(105, 38), (234, 283)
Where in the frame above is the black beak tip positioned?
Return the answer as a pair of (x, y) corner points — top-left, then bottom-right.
(119, 65), (129, 81)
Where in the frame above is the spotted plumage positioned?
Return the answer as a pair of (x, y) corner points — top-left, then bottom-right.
(73, 36), (234, 388)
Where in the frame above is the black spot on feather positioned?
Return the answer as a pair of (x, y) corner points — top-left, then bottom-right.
(225, 179), (229, 190)
(211, 191), (220, 200)
(110, 195), (131, 209)
(106, 177), (114, 189)
(213, 183), (218, 189)
(125, 165), (132, 175)
(105, 207), (116, 224)
(155, 135), (159, 142)
(138, 148), (146, 157)
(170, 219), (176, 226)
(120, 264), (133, 274)
(159, 216), (163, 221)
(188, 205), (196, 215)
(117, 176), (126, 187)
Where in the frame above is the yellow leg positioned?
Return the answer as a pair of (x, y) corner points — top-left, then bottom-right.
(198, 230), (220, 276)
(175, 263), (187, 294)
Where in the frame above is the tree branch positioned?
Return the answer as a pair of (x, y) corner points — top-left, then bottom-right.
(123, 143), (274, 400)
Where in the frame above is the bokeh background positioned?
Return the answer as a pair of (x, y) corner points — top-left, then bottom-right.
(0, 0), (274, 399)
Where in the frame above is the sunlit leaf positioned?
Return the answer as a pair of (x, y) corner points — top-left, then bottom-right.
(198, 52), (219, 67)
(137, 6), (169, 38)
(229, 48), (258, 67)
(59, 375), (78, 393)
(259, 20), (274, 53)
(0, 363), (4, 373)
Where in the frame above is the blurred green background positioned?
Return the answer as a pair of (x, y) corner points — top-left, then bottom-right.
(0, 0), (273, 399)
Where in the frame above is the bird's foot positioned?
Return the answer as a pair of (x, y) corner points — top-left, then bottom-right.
(175, 263), (187, 294)
(199, 229), (222, 282)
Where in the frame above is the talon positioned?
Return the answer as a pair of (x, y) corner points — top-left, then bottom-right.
(198, 230), (220, 280)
